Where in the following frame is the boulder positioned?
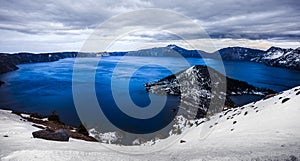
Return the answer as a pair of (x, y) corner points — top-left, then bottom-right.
(32, 128), (69, 141)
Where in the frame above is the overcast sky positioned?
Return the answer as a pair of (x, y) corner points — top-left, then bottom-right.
(0, 0), (299, 53)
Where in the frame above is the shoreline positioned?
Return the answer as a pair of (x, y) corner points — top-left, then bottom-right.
(0, 45), (299, 76)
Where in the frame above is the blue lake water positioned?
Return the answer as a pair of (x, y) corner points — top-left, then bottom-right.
(0, 56), (300, 129)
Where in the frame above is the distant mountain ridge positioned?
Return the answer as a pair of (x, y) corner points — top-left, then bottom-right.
(0, 52), (108, 74)
(125, 44), (208, 57)
(0, 45), (299, 75)
(114, 45), (300, 70)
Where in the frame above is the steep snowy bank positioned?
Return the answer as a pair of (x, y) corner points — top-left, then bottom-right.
(0, 86), (300, 160)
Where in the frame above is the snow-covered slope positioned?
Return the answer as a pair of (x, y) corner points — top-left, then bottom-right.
(1, 86), (300, 160)
(260, 47), (300, 70)
(249, 46), (300, 70)
(262, 46), (292, 60)
(214, 46), (300, 70)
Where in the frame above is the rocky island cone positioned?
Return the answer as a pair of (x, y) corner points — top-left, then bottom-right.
(145, 65), (275, 119)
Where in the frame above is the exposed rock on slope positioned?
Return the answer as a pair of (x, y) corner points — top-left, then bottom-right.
(145, 65), (274, 119)
(0, 53), (19, 74)
(32, 129), (70, 142)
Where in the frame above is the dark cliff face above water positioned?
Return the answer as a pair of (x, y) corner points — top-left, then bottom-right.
(0, 53), (19, 74)
(217, 47), (266, 61)
(0, 52), (76, 74)
(145, 65), (275, 119)
(0, 52), (110, 74)
(125, 44), (209, 57)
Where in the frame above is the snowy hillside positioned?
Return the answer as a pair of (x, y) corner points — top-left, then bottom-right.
(262, 46), (292, 60)
(1, 86), (299, 160)
(212, 46), (300, 70)
(246, 46), (300, 70)
(258, 47), (300, 70)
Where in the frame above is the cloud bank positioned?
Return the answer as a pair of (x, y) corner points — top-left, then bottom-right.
(0, 0), (299, 52)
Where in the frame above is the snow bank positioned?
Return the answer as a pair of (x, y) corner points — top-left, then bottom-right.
(1, 86), (300, 160)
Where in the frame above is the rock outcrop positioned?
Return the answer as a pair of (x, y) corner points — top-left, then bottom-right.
(32, 128), (70, 142)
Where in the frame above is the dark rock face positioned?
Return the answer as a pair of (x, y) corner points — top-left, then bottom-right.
(145, 65), (274, 119)
(217, 47), (265, 61)
(195, 108), (206, 119)
(0, 53), (19, 74)
(123, 45), (209, 58)
(0, 52), (76, 75)
(32, 128), (70, 142)
(0, 52), (108, 75)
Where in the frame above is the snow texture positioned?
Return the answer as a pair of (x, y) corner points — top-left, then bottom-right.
(1, 86), (300, 160)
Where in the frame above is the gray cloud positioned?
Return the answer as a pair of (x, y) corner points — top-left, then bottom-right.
(151, 0), (300, 40)
(0, 0), (299, 52)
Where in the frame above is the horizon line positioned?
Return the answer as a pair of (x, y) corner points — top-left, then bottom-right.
(1, 44), (298, 55)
